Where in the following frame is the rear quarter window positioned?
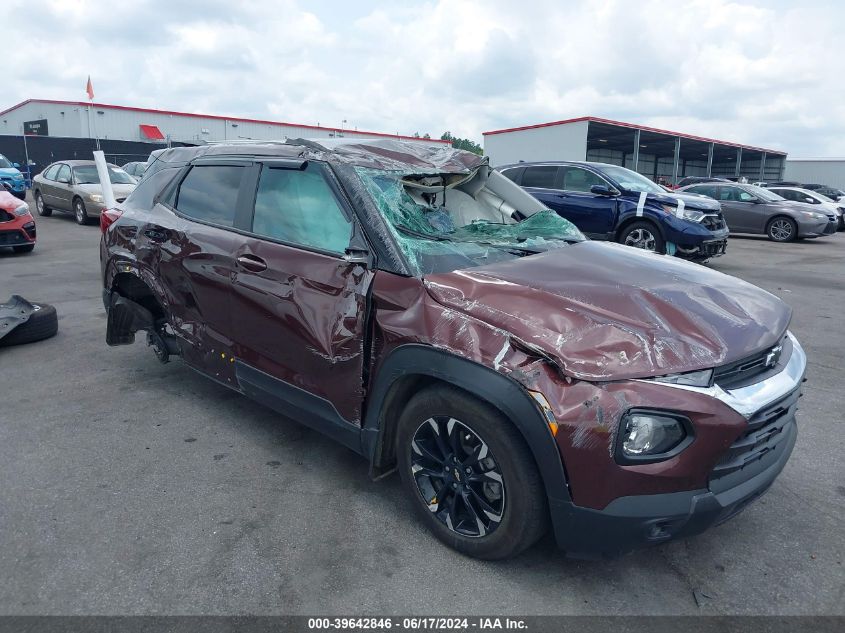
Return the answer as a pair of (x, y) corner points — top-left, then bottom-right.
(521, 166), (559, 189)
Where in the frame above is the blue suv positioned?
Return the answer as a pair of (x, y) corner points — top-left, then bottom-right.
(0, 154), (27, 200)
(498, 161), (729, 262)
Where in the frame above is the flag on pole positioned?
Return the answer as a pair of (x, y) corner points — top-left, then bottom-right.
(86, 76), (94, 101)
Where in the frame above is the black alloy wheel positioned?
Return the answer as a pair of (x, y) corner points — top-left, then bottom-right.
(409, 416), (505, 538)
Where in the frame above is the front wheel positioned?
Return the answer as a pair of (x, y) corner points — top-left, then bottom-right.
(35, 191), (52, 217)
(767, 217), (797, 242)
(619, 221), (665, 254)
(396, 385), (547, 560)
(74, 198), (90, 225)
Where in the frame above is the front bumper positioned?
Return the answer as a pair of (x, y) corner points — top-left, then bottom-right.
(549, 332), (806, 558)
(551, 418), (796, 558)
(0, 219), (36, 247)
(798, 218), (835, 237)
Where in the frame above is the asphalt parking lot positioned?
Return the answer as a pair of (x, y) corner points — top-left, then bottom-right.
(1, 192), (843, 616)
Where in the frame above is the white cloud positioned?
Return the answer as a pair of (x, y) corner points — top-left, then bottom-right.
(3, 0), (844, 155)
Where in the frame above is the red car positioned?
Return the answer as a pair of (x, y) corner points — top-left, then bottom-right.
(0, 188), (36, 253)
(100, 140), (806, 560)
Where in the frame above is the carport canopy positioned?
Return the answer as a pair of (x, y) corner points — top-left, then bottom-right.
(584, 118), (786, 185)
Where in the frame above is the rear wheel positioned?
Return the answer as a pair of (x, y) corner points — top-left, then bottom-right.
(396, 384), (547, 560)
(767, 216), (797, 242)
(35, 191), (52, 217)
(73, 197), (90, 225)
(619, 220), (665, 254)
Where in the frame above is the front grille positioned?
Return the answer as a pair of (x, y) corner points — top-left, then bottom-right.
(713, 336), (788, 390)
(701, 213), (726, 231)
(710, 387), (800, 481)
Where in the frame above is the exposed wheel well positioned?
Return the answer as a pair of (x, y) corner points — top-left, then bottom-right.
(111, 272), (166, 322)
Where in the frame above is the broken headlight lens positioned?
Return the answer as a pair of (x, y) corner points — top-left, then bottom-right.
(620, 412), (687, 458)
(661, 203), (705, 223)
(652, 368), (713, 387)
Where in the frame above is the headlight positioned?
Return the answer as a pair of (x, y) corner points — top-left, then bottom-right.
(13, 203), (30, 217)
(661, 203), (705, 223)
(800, 210), (825, 220)
(618, 410), (692, 462)
(13, 173), (24, 180)
(89, 194), (104, 203)
(652, 368), (713, 387)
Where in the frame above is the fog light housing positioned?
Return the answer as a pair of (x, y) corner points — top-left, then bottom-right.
(616, 409), (693, 464)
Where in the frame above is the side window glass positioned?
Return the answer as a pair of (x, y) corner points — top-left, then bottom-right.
(43, 164), (59, 180)
(56, 165), (71, 183)
(521, 166), (558, 189)
(562, 167), (605, 193)
(738, 190), (755, 202)
(500, 167), (522, 184)
(719, 187), (736, 201)
(175, 165), (244, 227)
(252, 164), (352, 255)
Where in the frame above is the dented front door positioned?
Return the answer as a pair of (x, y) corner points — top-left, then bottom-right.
(229, 162), (372, 424)
(230, 240), (372, 424)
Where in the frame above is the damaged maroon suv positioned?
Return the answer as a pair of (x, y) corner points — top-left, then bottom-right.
(100, 139), (806, 559)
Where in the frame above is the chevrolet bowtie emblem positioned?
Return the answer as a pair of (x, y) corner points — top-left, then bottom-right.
(765, 345), (782, 368)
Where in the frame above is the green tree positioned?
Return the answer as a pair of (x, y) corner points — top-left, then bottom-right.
(441, 131), (483, 155)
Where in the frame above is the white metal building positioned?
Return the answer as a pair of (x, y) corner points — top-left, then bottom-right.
(0, 98), (449, 148)
(783, 159), (845, 189)
(483, 116), (787, 185)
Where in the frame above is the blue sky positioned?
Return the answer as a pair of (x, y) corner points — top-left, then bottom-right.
(4, 0), (844, 155)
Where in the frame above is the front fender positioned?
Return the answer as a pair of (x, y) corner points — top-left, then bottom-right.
(362, 344), (572, 505)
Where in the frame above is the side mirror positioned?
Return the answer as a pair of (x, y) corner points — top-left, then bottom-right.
(590, 184), (618, 196)
(805, 197), (816, 203)
(13, 162), (20, 168)
(343, 247), (370, 266)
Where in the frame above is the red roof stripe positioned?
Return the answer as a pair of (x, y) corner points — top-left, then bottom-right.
(482, 115), (785, 155)
(0, 98), (452, 145)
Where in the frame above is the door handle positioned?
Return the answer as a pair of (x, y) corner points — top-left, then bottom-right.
(144, 228), (167, 242)
(236, 254), (267, 272)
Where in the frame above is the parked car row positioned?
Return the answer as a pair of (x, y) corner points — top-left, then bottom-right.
(497, 161), (841, 253)
(0, 153), (27, 200)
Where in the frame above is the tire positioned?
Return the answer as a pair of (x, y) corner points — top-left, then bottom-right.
(619, 220), (665, 253)
(396, 384), (547, 560)
(0, 302), (58, 347)
(12, 244), (35, 254)
(767, 216), (797, 242)
(35, 191), (52, 217)
(73, 197), (90, 225)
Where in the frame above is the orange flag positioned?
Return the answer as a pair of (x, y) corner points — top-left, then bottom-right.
(86, 76), (94, 101)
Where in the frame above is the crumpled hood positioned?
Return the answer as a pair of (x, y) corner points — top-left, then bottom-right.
(424, 241), (791, 380)
(645, 190), (721, 212)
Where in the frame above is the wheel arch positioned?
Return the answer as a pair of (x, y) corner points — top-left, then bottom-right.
(362, 344), (572, 504)
(615, 213), (666, 242)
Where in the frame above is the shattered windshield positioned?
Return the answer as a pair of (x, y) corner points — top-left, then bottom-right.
(355, 166), (584, 275)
